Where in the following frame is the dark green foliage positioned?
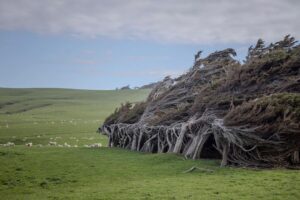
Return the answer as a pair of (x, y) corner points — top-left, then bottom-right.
(102, 36), (300, 167)
(104, 35), (299, 127)
(224, 93), (300, 135)
(103, 102), (147, 125)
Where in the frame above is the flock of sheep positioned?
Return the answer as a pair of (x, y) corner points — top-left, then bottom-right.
(0, 119), (101, 129)
(0, 141), (102, 148)
(0, 141), (15, 147)
(0, 120), (103, 148)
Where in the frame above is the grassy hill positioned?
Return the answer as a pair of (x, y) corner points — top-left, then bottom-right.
(0, 88), (299, 200)
(0, 88), (150, 146)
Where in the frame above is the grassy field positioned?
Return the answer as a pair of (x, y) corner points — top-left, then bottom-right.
(0, 88), (299, 200)
(0, 88), (150, 147)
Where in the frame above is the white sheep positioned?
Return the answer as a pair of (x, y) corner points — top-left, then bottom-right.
(64, 142), (71, 147)
(88, 143), (102, 148)
(94, 143), (102, 148)
(8, 142), (15, 146)
(48, 141), (57, 146)
(4, 142), (15, 147)
(25, 142), (33, 147)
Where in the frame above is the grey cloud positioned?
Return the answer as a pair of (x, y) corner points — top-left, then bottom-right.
(0, 0), (299, 44)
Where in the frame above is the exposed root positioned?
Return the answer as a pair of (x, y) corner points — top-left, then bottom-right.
(102, 110), (297, 167)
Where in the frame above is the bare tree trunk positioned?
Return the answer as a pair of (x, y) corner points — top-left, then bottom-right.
(137, 131), (144, 151)
(292, 150), (299, 164)
(221, 143), (229, 167)
(183, 136), (196, 158)
(131, 134), (137, 150)
(192, 133), (210, 160)
(166, 130), (174, 153)
(108, 136), (113, 147)
(173, 124), (187, 153)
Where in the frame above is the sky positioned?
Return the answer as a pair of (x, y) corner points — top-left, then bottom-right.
(0, 0), (299, 90)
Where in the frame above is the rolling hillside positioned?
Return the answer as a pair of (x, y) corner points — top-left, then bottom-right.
(0, 88), (299, 200)
(0, 88), (150, 146)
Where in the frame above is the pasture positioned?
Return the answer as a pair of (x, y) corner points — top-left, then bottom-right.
(0, 88), (299, 200)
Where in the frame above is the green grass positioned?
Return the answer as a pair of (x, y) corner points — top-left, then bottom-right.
(0, 88), (150, 146)
(0, 88), (299, 200)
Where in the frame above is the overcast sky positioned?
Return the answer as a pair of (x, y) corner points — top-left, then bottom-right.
(0, 0), (299, 89)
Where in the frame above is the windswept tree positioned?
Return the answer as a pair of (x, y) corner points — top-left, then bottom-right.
(101, 36), (300, 168)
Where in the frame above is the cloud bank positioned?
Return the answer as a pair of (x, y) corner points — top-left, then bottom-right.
(0, 0), (299, 44)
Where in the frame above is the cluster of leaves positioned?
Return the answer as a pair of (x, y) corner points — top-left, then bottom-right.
(224, 93), (300, 136)
(104, 35), (299, 127)
(246, 35), (298, 62)
(103, 102), (147, 125)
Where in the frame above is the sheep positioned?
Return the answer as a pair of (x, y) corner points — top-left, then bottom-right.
(48, 141), (57, 146)
(8, 142), (15, 146)
(25, 142), (33, 147)
(86, 143), (102, 148)
(64, 142), (71, 147)
(3, 142), (15, 147)
(37, 144), (43, 147)
(57, 144), (63, 147)
(73, 145), (78, 148)
(92, 143), (102, 148)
